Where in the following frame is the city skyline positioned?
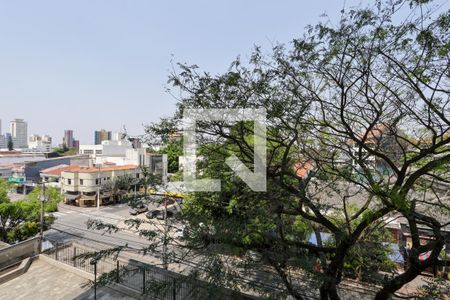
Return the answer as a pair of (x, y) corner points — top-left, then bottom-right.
(0, 117), (121, 147)
(1, 0), (385, 144)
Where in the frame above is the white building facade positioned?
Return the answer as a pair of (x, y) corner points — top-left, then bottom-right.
(79, 140), (168, 182)
(28, 134), (52, 153)
(10, 119), (28, 149)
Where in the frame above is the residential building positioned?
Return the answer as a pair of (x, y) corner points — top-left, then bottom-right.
(73, 140), (80, 150)
(94, 129), (112, 145)
(0, 165), (14, 179)
(0, 135), (5, 149)
(28, 134), (52, 153)
(22, 155), (89, 183)
(80, 140), (131, 158)
(10, 119), (28, 148)
(57, 164), (140, 207)
(111, 132), (125, 141)
(63, 130), (74, 148)
(0, 119), (4, 149)
(79, 140), (167, 181)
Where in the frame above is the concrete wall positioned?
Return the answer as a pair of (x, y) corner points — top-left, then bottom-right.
(0, 237), (40, 270)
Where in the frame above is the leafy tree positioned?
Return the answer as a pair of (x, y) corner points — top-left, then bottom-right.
(157, 140), (182, 173)
(83, 1), (449, 299)
(52, 145), (78, 156)
(7, 136), (13, 151)
(26, 186), (64, 213)
(0, 184), (59, 243)
(0, 179), (10, 204)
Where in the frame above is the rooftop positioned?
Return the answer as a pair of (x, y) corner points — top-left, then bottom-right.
(41, 164), (139, 176)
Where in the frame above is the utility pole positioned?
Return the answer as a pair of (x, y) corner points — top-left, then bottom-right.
(97, 164), (101, 210)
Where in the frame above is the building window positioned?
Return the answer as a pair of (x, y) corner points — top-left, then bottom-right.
(136, 174), (139, 178)
(96, 179), (99, 185)
(68, 179), (72, 185)
(80, 179), (84, 185)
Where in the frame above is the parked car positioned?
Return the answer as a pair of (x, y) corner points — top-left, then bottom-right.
(128, 203), (148, 215)
(145, 209), (174, 220)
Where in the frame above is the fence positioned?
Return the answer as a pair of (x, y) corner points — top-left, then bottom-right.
(42, 238), (258, 300)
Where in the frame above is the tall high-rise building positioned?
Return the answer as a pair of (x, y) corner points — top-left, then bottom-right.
(63, 130), (74, 148)
(0, 119), (4, 148)
(94, 129), (112, 145)
(10, 119), (28, 148)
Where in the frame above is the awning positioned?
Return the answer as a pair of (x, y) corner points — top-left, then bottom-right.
(81, 195), (97, 201)
(419, 251), (432, 261)
(64, 194), (80, 200)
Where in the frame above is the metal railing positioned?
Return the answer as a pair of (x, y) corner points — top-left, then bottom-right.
(42, 238), (258, 300)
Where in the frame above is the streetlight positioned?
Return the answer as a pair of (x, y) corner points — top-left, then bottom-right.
(39, 182), (49, 252)
(90, 256), (99, 300)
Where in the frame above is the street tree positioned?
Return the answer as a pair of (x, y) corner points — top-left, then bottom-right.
(85, 1), (449, 299)
(146, 1), (449, 298)
(7, 137), (13, 151)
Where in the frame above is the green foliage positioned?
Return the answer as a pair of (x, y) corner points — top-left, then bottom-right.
(26, 186), (63, 213)
(83, 1), (450, 298)
(7, 137), (13, 151)
(157, 141), (182, 173)
(7, 221), (39, 242)
(342, 229), (396, 283)
(0, 200), (39, 243)
(416, 277), (450, 300)
(52, 145), (78, 156)
(0, 179), (10, 204)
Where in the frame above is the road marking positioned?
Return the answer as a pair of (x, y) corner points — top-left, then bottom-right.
(52, 212), (66, 217)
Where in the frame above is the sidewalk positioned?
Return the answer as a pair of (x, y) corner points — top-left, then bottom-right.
(0, 258), (137, 300)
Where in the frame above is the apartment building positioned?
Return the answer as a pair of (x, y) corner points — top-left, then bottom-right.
(55, 164), (140, 207)
(28, 134), (52, 153)
(94, 129), (112, 145)
(10, 119), (28, 149)
(79, 140), (168, 182)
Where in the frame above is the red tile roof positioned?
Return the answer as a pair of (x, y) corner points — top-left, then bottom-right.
(65, 164), (138, 174)
(41, 165), (77, 176)
(0, 165), (16, 169)
(41, 164), (138, 176)
(293, 161), (314, 178)
(0, 151), (22, 155)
